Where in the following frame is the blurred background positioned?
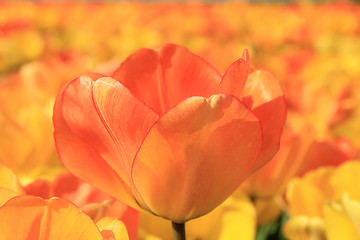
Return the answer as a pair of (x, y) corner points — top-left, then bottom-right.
(0, 1), (360, 240)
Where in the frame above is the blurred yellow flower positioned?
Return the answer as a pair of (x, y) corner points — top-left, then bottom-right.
(284, 161), (360, 240)
(324, 194), (360, 240)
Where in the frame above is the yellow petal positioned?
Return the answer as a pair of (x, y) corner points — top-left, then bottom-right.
(45, 198), (103, 240)
(324, 198), (359, 240)
(329, 161), (360, 200)
(97, 217), (129, 240)
(286, 167), (334, 217)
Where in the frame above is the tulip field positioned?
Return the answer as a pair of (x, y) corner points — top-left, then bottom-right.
(1, 1), (360, 240)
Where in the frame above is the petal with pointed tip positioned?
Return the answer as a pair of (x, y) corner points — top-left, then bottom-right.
(219, 49), (250, 97)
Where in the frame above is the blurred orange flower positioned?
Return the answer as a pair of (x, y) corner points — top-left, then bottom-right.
(243, 127), (356, 200)
(0, 196), (129, 240)
(0, 56), (91, 183)
(53, 43), (286, 223)
(24, 173), (139, 240)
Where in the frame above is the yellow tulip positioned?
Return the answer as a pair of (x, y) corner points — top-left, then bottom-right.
(324, 194), (360, 240)
(285, 161), (360, 240)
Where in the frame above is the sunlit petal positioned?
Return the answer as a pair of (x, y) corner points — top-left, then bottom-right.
(132, 94), (262, 222)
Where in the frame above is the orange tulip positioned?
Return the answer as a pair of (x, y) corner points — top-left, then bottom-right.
(0, 195), (128, 240)
(243, 127), (356, 199)
(24, 173), (139, 240)
(53, 43), (286, 223)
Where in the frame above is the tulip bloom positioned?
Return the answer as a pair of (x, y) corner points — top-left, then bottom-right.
(24, 173), (139, 240)
(0, 196), (128, 240)
(53, 44), (286, 223)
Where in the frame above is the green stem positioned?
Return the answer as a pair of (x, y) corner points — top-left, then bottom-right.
(172, 222), (186, 240)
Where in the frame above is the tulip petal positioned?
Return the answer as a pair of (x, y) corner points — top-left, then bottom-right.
(112, 43), (221, 115)
(132, 94), (262, 222)
(53, 75), (157, 209)
(0, 188), (19, 206)
(286, 167), (334, 217)
(44, 198), (104, 240)
(324, 197), (360, 240)
(0, 196), (103, 240)
(242, 70), (287, 170)
(219, 49), (250, 97)
(297, 139), (356, 176)
(0, 196), (45, 239)
(219, 55), (286, 171)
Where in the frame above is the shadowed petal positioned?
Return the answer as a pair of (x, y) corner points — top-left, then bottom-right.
(112, 43), (221, 115)
(53, 75), (157, 209)
(242, 70), (287, 171)
(218, 54), (286, 171)
(132, 94), (262, 222)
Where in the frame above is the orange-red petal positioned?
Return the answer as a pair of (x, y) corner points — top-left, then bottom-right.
(112, 43), (221, 115)
(132, 94), (262, 222)
(219, 50), (250, 97)
(53, 75), (157, 209)
(297, 139), (357, 176)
